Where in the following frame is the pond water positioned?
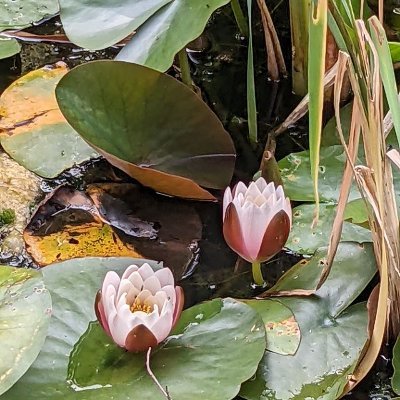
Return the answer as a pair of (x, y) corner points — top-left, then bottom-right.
(0, 3), (395, 400)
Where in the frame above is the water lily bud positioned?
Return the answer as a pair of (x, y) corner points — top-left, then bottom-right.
(95, 263), (184, 352)
(222, 177), (292, 263)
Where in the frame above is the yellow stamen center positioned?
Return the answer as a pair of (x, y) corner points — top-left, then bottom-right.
(130, 298), (153, 314)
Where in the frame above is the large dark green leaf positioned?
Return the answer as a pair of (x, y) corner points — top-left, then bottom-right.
(59, 0), (172, 50)
(3, 257), (266, 400)
(0, 0), (58, 31)
(0, 266), (51, 396)
(56, 61), (235, 200)
(115, 0), (230, 71)
(240, 242), (377, 400)
(287, 203), (371, 254)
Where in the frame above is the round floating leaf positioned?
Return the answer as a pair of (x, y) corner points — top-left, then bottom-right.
(322, 102), (399, 148)
(240, 242), (377, 400)
(343, 198), (370, 224)
(59, 0), (172, 50)
(0, 0), (58, 31)
(0, 266), (51, 396)
(280, 145), (400, 205)
(287, 203), (371, 254)
(243, 299), (300, 355)
(321, 102), (352, 147)
(279, 145), (363, 202)
(116, 0), (231, 71)
(392, 334), (400, 395)
(3, 258), (266, 400)
(56, 61), (235, 200)
(0, 62), (98, 178)
(0, 37), (20, 59)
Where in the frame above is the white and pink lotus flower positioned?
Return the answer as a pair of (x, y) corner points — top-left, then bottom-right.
(95, 263), (184, 352)
(223, 177), (292, 264)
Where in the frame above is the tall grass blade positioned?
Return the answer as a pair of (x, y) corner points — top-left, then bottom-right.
(308, 0), (328, 224)
(247, 0), (257, 144)
(369, 16), (400, 146)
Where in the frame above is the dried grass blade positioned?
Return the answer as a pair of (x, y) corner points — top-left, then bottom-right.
(317, 51), (361, 288)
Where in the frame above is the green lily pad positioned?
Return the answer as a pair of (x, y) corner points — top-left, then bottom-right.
(59, 0), (172, 50)
(3, 257), (266, 400)
(287, 203), (371, 254)
(0, 37), (20, 59)
(59, 0), (229, 72)
(0, 266), (51, 396)
(115, 0), (231, 71)
(279, 145), (363, 202)
(0, 0), (58, 31)
(321, 102), (352, 147)
(56, 61), (235, 200)
(390, 42), (400, 63)
(279, 144), (400, 210)
(392, 334), (400, 395)
(243, 299), (301, 356)
(0, 63), (98, 178)
(321, 102), (398, 148)
(343, 198), (369, 224)
(240, 242), (377, 400)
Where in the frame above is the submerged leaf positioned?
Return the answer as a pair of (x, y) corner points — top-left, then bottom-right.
(56, 61), (236, 200)
(24, 184), (202, 277)
(24, 223), (141, 266)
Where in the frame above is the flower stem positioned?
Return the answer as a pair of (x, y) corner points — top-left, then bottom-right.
(252, 262), (264, 285)
(177, 48), (192, 88)
(146, 347), (172, 400)
(231, 0), (249, 37)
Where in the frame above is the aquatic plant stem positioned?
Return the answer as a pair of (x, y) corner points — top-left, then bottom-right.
(177, 48), (192, 88)
(252, 262), (264, 285)
(146, 347), (172, 400)
(231, 0), (249, 37)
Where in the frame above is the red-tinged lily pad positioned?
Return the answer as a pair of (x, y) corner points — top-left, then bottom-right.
(0, 266), (51, 396)
(0, 62), (98, 178)
(240, 242), (377, 400)
(55, 61), (236, 200)
(2, 258), (266, 400)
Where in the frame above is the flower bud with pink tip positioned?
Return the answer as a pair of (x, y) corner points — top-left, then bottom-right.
(95, 263), (184, 352)
(222, 177), (292, 263)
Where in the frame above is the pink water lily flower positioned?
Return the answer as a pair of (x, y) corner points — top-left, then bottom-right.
(95, 263), (184, 352)
(223, 177), (292, 263)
